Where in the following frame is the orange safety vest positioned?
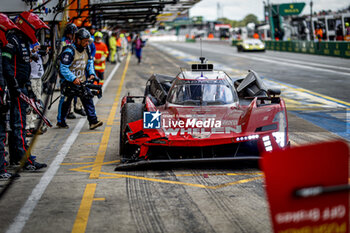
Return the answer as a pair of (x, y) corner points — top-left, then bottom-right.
(315, 29), (323, 41)
(94, 41), (109, 72)
(117, 37), (122, 47)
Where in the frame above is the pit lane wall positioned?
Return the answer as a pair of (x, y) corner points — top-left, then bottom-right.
(231, 40), (350, 59)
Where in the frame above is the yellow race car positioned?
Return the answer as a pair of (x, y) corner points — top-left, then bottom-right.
(237, 39), (265, 52)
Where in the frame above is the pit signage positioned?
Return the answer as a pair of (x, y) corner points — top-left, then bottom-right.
(261, 141), (349, 233)
(278, 3), (305, 16)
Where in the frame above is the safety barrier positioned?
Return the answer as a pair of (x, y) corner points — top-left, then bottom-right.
(231, 40), (242, 46)
(185, 38), (196, 43)
(232, 40), (350, 59)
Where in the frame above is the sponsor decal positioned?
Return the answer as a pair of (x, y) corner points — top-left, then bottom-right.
(2, 52), (12, 59)
(6, 43), (14, 49)
(163, 126), (242, 136)
(143, 110), (161, 129)
(63, 54), (70, 63)
(162, 118), (221, 128)
(144, 111), (242, 135)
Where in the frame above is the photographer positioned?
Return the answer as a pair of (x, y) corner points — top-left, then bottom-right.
(58, 28), (103, 130)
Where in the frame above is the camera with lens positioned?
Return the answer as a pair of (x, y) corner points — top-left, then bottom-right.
(85, 82), (102, 99)
(38, 45), (49, 57)
(62, 80), (102, 100)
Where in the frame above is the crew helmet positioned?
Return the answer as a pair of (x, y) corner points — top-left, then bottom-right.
(94, 31), (103, 39)
(15, 11), (50, 44)
(64, 23), (78, 36)
(0, 13), (20, 45)
(75, 28), (91, 40)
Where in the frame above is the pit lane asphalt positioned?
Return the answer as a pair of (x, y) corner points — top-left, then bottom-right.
(0, 43), (346, 233)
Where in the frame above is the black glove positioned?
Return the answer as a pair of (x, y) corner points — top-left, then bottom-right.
(10, 87), (22, 98)
(28, 89), (37, 100)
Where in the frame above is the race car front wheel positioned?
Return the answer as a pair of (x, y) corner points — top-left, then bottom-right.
(119, 103), (144, 162)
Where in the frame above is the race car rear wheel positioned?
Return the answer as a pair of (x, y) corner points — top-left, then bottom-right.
(119, 103), (144, 162)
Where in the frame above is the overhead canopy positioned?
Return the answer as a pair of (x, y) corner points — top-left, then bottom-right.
(86, 0), (201, 30)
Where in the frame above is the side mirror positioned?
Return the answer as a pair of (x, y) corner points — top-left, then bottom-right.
(267, 88), (281, 96)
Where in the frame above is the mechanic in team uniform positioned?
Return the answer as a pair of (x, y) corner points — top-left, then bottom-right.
(0, 14), (21, 179)
(2, 12), (48, 170)
(58, 28), (103, 130)
(57, 23), (80, 121)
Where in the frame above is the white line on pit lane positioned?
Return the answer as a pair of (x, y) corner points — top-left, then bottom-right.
(6, 60), (123, 233)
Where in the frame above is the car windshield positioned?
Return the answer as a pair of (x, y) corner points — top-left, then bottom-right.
(244, 39), (262, 44)
(168, 82), (237, 105)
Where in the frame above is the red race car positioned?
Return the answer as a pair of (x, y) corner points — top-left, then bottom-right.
(117, 58), (289, 169)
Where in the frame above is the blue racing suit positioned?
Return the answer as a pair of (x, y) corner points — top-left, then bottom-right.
(57, 37), (73, 123)
(58, 43), (99, 125)
(90, 40), (96, 58)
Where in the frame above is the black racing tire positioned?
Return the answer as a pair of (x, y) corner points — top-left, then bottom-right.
(237, 46), (242, 52)
(119, 103), (144, 162)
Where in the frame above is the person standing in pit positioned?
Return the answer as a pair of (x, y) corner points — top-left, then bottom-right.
(0, 13), (21, 178)
(93, 31), (109, 85)
(134, 34), (144, 64)
(58, 28), (103, 130)
(109, 32), (117, 64)
(2, 12), (49, 170)
(26, 43), (49, 137)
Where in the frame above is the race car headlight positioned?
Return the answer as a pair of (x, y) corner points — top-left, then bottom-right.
(259, 44), (265, 48)
(273, 111), (287, 148)
(272, 132), (285, 148)
(244, 45), (250, 49)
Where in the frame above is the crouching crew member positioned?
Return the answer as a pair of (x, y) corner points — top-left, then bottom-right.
(2, 12), (48, 170)
(58, 28), (103, 130)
